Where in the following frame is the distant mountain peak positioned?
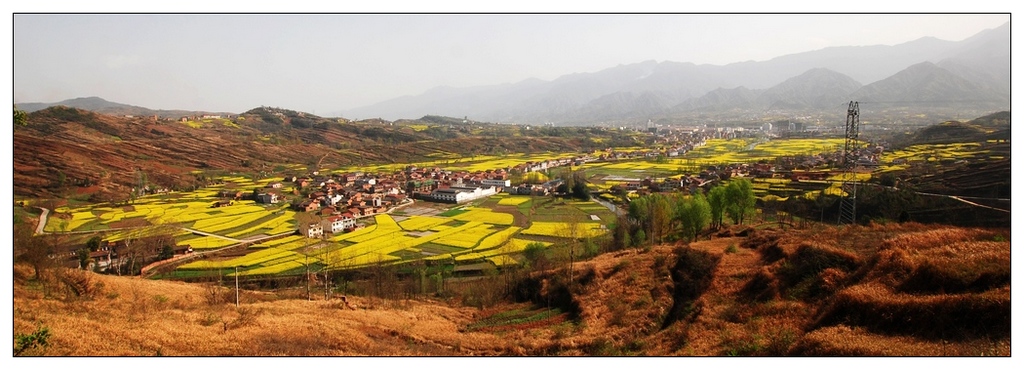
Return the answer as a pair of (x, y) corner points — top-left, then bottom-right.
(343, 25), (1007, 123)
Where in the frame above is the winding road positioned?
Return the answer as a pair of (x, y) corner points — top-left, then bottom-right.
(35, 207), (49, 235)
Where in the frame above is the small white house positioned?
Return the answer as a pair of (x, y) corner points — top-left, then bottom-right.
(321, 216), (350, 234)
(257, 193), (279, 204)
(301, 222), (323, 239)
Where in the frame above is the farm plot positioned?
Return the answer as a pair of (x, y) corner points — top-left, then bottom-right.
(344, 214), (402, 243)
(178, 246), (311, 270)
(455, 238), (550, 264)
(881, 142), (989, 164)
(447, 207), (514, 225)
(191, 212), (269, 234)
(323, 221), (489, 269)
(179, 235), (238, 250)
(469, 227), (525, 252)
(259, 235), (304, 247)
(522, 221), (606, 239)
(398, 215), (451, 231)
(330, 223), (378, 242)
(434, 223), (502, 248)
(225, 211), (297, 238)
(497, 196), (531, 206)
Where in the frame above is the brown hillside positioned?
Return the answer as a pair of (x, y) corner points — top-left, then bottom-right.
(13, 223), (1009, 356)
(14, 107), (603, 200)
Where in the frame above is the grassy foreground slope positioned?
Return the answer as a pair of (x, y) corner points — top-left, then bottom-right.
(13, 222), (1008, 356)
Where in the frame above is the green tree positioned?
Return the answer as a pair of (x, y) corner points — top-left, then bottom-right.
(629, 194), (674, 245)
(570, 170), (590, 200)
(159, 245), (175, 260)
(76, 248), (92, 269)
(628, 196), (651, 231)
(708, 185), (728, 229)
(725, 179), (756, 225)
(676, 193), (712, 242)
(648, 194), (674, 244)
(633, 229), (646, 250)
(522, 242), (549, 271)
(14, 106), (28, 126)
(85, 235), (102, 252)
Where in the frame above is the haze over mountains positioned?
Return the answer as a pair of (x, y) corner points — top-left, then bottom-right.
(15, 97), (234, 120)
(18, 23), (1007, 125)
(343, 22), (1008, 124)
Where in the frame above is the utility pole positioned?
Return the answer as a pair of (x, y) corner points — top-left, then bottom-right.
(235, 266), (239, 307)
(838, 101), (860, 225)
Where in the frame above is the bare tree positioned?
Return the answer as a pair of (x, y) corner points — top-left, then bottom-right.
(557, 209), (586, 285)
(14, 222), (54, 280)
(115, 218), (180, 276)
(320, 232), (335, 300)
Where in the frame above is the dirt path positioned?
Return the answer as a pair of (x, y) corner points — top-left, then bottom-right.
(180, 227), (242, 243)
(35, 207), (49, 235)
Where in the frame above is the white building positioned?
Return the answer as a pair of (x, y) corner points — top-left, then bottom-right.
(429, 186), (498, 203)
(327, 194), (344, 206)
(301, 222), (324, 239)
(257, 193), (279, 204)
(480, 179), (511, 188)
(322, 215), (355, 234)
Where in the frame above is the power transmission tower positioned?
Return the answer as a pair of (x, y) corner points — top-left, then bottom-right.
(838, 101), (859, 225)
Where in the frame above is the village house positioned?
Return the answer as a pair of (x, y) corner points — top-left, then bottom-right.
(319, 206), (337, 217)
(321, 215), (355, 234)
(256, 192), (279, 204)
(297, 200), (320, 212)
(480, 178), (511, 188)
(428, 186), (498, 203)
(218, 190), (243, 199)
(300, 222), (323, 239)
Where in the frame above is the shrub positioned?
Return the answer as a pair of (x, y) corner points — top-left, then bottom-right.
(57, 269), (101, 300)
(609, 259), (631, 277)
(775, 242), (860, 300)
(812, 284), (1009, 340)
(14, 326), (51, 356)
(739, 267), (779, 303)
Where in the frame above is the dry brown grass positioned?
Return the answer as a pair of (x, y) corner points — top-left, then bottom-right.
(793, 325), (1010, 356)
(13, 223), (1010, 356)
(813, 283), (1010, 340)
(13, 267), (508, 356)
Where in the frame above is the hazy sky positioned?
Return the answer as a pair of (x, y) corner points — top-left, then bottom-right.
(13, 13), (1009, 115)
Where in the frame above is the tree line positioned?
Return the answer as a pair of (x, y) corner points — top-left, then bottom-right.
(611, 178), (756, 250)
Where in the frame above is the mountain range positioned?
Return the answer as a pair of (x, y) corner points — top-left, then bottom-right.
(15, 96), (234, 120)
(16, 23), (1008, 125)
(342, 22), (1008, 124)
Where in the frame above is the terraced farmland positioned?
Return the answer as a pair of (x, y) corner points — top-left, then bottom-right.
(158, 195), (613, 278)
(43, 167), (622, 279)
(43, 177), (297, 250)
